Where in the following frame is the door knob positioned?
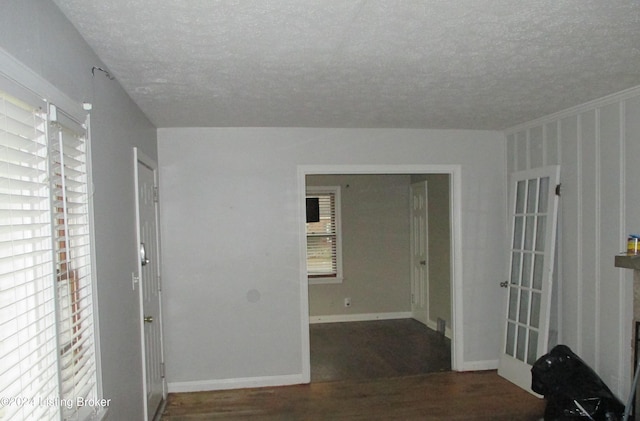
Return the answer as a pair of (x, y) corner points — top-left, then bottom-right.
(420, 260), (426, 265)
(144, 316), (153, 323)
(140, 243), (150, 266)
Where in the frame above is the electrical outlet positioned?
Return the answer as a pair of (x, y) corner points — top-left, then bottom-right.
(344, 297), (351, 307)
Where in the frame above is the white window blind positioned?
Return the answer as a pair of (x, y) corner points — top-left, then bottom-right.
(0, 89), (60, 421)
(49, 105), (98, 420)
(0, 84), (99, 421)
(305, 186), (341, 280)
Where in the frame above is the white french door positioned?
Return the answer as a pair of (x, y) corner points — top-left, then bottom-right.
(498, 166), (560, 393)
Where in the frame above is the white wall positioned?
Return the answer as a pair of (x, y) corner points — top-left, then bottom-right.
(0, 2), (158, 419)
(505, 87), (640, 397)
(158, 127), (507, 391)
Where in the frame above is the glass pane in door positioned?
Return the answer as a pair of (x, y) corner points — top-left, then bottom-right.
(527, 179), (537, 213)
(515, 180), (526, 213)
(510, 253), (521, 285)
(508, 287), (518, 321)
(527, 331), (539, 365)
(506, 322), (516, 357)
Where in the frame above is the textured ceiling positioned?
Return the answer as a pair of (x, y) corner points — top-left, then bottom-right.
(51, 0), (640, 130)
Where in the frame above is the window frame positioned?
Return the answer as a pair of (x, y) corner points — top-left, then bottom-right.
(305, 185), (343, 285)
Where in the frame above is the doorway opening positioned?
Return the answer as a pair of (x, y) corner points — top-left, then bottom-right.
(297, 165), (463, 383)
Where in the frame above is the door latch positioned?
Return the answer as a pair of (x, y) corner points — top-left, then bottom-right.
(499, 281), (509, 288)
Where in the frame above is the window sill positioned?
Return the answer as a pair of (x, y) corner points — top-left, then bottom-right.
(309, 277), (343, 285)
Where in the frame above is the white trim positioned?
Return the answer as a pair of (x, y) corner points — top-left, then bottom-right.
(525, 129), (531, 170)
(450, 166), (464, 371)
(309, 312), (413, 324)
(132, 148), (149, 420)
(460, 360), (499, 371)
(300, 164), (459, 176)
(555, 119), (563, 345)
(576, 114), (583, 356)
(298, 164), (464, 374)
(618, 99), (630, 399)
(505, 84), (640, 134)
(167, 374), (305, 393)
(594, 108), (601, 372)
(542, 123), (547, 167)
(298, 173), (311, 384)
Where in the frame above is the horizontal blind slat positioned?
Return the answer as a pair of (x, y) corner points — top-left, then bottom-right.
(0, 191), (49, 207)
(0, 174), (48, 192)
(0, 131), (46, 154)
(0, 248), (52, 268)
(0, 113), (45, 139)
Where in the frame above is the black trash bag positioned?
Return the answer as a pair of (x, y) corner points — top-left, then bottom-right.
(531, 344), (626, 420)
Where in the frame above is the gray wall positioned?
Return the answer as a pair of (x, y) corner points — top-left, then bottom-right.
(506, 89), (640, 397)
(306, 174), (412, 317)
(158, 127), (507, 391)
(1, 2), (158, 419)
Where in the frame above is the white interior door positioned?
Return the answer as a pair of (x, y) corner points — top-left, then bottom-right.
(134, 148), (165, 420)
(410, 181), (429, 326)
(498, 166), (560, 393)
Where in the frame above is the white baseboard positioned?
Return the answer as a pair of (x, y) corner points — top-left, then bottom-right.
(309, 311), (413, 324)
(459, 359), (499, 371)
(167, 373), (305, 393)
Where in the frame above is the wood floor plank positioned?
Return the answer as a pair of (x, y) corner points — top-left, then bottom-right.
(161, 320), (544, 419)
(310, 319), (451, 382)
(161, 371), (545, 420)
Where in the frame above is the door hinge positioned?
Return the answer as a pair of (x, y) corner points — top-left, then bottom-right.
(555, 183), (562, 196)
(153, 186), (159, 203)
(161, 362), (165, 378)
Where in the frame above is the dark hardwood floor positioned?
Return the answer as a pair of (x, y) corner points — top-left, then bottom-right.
(161, 371), (545, 420)
(161, 319), (545, 420)
(310, 318), (451, 382)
